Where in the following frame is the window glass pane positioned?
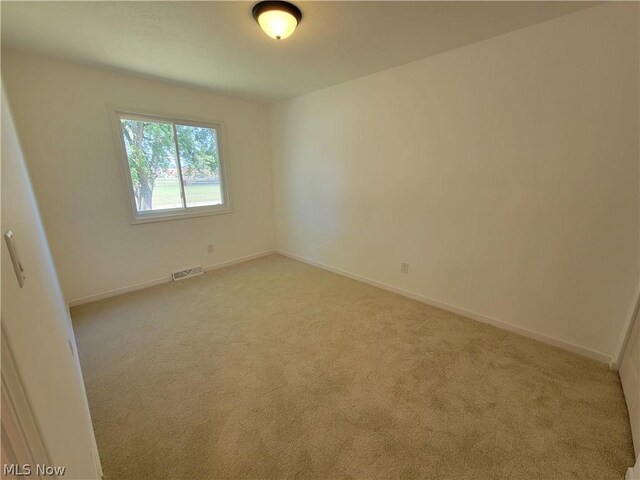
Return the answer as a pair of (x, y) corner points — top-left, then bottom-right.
(175, 124), (223, 208)
(120, 118), (182, 213)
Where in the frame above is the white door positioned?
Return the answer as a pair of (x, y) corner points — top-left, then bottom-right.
(1, 86), (102, 479)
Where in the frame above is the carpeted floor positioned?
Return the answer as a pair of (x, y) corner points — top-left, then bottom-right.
(71, 254), (634, 480)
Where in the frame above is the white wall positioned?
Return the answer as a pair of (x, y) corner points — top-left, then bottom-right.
(2, 85), (101, 478)
(1, 51), (275, 303)
(271, 3), (640, 360)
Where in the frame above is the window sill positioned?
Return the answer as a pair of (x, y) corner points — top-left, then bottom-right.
(130, 206), (233, 225)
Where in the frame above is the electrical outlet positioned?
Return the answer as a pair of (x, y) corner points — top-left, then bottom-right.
(207, 244), (214, 254)
(401, 263), (409, 274)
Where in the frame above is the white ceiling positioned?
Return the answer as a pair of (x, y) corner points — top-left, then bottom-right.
(1, 1), (597, 103)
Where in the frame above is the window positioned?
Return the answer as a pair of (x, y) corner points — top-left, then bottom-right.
(114, 111), (230, 223)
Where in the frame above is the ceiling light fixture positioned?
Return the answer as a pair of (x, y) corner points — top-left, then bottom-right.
(252, 1), (302, 40)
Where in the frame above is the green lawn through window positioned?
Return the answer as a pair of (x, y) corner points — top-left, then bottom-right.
(152, 178), (222, 209)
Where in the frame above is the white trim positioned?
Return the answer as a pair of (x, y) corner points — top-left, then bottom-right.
(128, 206), (233, 225)
(90, 447), (103, 479)
(611, 283), (640, 371)
(66, 250), (276, 307)
(277, 250), (611, 364)
(66, 247), (611, 363)
(1, 323), (53, 469)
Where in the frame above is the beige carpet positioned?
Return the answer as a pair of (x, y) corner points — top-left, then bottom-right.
(71, 254), (634, 480)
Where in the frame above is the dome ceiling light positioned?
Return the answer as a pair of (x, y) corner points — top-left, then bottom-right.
(252, 1), (302, 40)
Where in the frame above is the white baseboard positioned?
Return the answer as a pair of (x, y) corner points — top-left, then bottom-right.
(66, 247), (612, 364)
(277, 250), (611, 364)
(66, 250), (276, 307)
(201, 250), (276, 273)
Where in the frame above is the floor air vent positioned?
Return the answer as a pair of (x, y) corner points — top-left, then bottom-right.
(171, 266), (204, 282)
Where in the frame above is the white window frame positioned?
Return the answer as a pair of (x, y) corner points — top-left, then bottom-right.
(111, 108), (232, 224)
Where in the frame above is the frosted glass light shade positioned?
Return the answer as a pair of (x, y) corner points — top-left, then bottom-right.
(257, 10), (298, 40)
(252, 1), (302, 40)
